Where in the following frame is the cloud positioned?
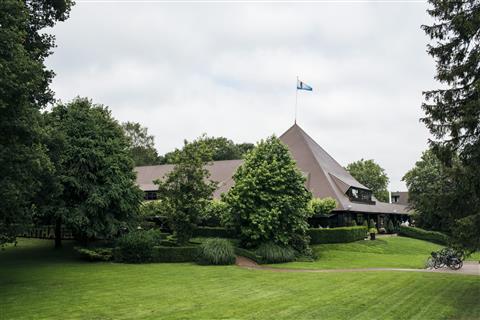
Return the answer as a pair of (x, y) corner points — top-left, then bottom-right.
(46, 1), (438, 190)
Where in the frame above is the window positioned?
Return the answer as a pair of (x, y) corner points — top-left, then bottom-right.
(144, 191), (158, 201)
(392, 195), (400, 203)
(346, 187), (375, 204)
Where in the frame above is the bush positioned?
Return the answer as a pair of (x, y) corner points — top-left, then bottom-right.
(140, 200), (170, 218)
(254, 242), (296, 263)
(75, 247), (113, 262)
(308, 226), (367, 244)
(398, 226), (449, 245)
(200, 199), (229, 227)
(308, 197), (337, 216)
(387, 220), (395, 233)
(152, 246), (199, 262)
(197, 238), (236, 265)
(193, 227), (234, 238)
(114, 230), (162, 263)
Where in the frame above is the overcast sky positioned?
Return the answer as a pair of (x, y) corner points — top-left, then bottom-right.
(46, 0), (438, 191)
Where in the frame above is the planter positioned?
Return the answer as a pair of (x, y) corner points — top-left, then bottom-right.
(370, 233), (376, 240)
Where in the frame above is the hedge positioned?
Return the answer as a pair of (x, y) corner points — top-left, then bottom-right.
(193, 227), (235, 238)
(152, 246), (200, 263)
(398, 226), (449, 245)
(308, 226), (367, 244)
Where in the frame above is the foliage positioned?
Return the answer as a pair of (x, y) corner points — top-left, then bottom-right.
(308, 226), (367, 244)
(0, 0), (72, 246)
(140, 200), (170, 218)
(75, 247), (113, 262)
(398, 226), (449, 246)
(346, 159), (390, 202)
(387, 220), (395, 234)
(403, 149), (454, 231)
(152, 246), (200, 263)
(223, 136), (312, 252)
(254, 242), (296, 264)
(40, 98), (144, 246)
(155, 136), (217, 244)
(421, 0), (480, 252)
(200, 199), (229, 227)
(307, 197), (337, 216)
(193, 227), (234, 238)
(197, 238), (236, 265)
(122, 121), (161, 166)
(114, 230), (164, 263)
(161, 136), (254, 164)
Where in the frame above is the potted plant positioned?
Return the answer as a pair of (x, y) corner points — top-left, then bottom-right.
(369, 228), (377, 240)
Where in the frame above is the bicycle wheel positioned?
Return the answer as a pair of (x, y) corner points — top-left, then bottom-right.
(426, 257), (436, 269)
(449, 259), (463, 270)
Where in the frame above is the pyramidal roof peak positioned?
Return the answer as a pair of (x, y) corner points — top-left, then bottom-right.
(279, 123), (370, 209)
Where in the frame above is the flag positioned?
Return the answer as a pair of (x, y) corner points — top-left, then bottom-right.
(297, 79), (312, 91)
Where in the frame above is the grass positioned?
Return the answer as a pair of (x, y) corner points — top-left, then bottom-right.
(0, 238), (479, 320)
(269, 236), (479, 269)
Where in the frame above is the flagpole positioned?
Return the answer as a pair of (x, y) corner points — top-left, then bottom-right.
(295, 76), (298, 124)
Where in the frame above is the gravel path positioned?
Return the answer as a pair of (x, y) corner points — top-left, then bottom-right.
(235, 256), (480, 276)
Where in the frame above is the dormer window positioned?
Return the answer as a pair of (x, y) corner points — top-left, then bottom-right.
(347, 187), (375, 204)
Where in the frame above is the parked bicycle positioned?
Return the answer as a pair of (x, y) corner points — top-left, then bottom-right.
(426, 247), (464, 270)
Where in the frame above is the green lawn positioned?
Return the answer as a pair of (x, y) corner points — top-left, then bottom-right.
(269, 236), (445, 269)
(0, 238), (479, 320)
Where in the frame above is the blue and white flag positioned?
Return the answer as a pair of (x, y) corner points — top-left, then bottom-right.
(297, 79), (313, 91)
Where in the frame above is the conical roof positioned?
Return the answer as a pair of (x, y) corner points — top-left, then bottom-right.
(280, 123), (408, 214)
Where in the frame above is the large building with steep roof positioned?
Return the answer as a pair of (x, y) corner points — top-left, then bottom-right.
(135, 124), (411, 227)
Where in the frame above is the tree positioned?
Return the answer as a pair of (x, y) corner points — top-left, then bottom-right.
(421, 0), (480, 251)
(0, 0), (72, 246)
(41, 98), (144, 247)
(161, 136), (253, 164)
(403, 150), (454, 231)
(346, 159), (390, 202)
(223, 136), (312, 252)
(155, 137), (217, 244)
(122, 122), (161, 166)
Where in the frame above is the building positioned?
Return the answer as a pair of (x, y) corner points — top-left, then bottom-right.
(390, 191), (409, 206)
(135, 124), (411, 228)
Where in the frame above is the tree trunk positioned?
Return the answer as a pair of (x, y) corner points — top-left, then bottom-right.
(54, 218), (62, 249)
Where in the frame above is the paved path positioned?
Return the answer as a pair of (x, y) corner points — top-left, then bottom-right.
(235, 256), (480, 276)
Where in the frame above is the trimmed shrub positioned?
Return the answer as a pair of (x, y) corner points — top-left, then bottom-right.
(308, 226), (367, 244)
(387, 220), (395, 234)
(398, 226), (449, 245)
(197, 238), (236, 265)
(152, 246), (199, 262)
(254, 242), (296, 263)
(75, 247), (113, 262)
(193, 227), (234, 238)
(114, 230), (158, 263)
(234, 247), (263, 263)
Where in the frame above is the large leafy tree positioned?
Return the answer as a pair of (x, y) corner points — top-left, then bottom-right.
(155, 137), (217, 244)
(122, 121), (161, 166)
(403, 150), (454, 231)
(0, 0), (72, 245)
(161, 136), (253, 164)
(41, 98), (144, 247)
(346, 159), (390, 202)
(421, 0), (480, 251)
(223, 136), (312, 252)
